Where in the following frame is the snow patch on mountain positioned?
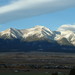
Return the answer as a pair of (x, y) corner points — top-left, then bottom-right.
(57, 25), (75, 45)
(0, 28), (22, 39)
(21, 25), (54, 41)
(1, 25), (75, 46)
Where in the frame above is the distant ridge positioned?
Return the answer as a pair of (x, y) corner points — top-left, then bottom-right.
(0, 25), (75, 52)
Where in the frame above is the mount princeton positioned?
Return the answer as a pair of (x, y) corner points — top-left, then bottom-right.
(0, 25), (75, 52)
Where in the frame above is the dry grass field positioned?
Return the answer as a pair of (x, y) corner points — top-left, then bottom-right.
(0, 52), (74, 75)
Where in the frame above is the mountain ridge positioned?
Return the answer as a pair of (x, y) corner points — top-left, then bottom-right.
(0, 25), (75, 52)
(0, 25), (75, 45)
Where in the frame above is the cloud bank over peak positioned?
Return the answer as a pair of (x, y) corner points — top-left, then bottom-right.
(57, 24), (75, 32)
(0, 0), (75, 23)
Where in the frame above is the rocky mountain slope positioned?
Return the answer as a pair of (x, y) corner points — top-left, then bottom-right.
(0, 25), (75, 52)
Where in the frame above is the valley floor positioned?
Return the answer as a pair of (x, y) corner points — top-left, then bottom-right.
(0, 52), (75, 74)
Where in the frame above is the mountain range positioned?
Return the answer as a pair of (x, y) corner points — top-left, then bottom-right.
(0, 25), (75, 52)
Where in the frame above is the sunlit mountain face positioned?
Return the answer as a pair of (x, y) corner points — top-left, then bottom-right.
(0, 25), (75, 52)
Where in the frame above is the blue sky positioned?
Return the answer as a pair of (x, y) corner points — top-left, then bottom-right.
(0, 0), (75, 31)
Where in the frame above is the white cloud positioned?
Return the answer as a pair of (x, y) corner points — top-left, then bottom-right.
(0, 0), (75, 23)
(57, 24), (75, 32)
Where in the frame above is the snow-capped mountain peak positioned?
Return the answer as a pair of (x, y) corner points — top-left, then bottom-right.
(1, 28), (14, 35)
(1, 25), (75, 52)
(0, 25), (75, 46)
(55, 25), (75, 45)
(21, 25), (54, 41)
(0, 25), (54, 41)
(34, 25), (44, 28)
(0, 28), (22, 39)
